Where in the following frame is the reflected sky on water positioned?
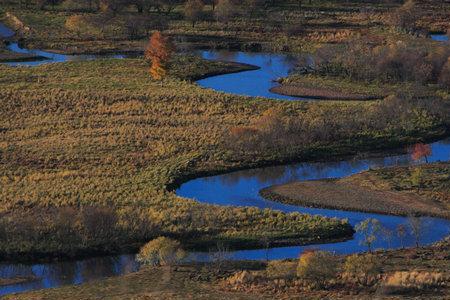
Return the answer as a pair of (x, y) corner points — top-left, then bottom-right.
(196, 50), (302, 100)
(4, 43), (128, 67)
(431, 34), (449, 42)
(0, 255), (138, 296)
(179, 138), (450, 259)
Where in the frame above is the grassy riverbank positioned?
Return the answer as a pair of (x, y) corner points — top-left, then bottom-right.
(0, 48), (44, 63)
(271, 74), (387, 100)
(7, 238), (450, 300)
(261, 162), (450, 219)
(1, 52), (449, 261)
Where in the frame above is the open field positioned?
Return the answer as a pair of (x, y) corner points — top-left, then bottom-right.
(262, 162), (450, 219)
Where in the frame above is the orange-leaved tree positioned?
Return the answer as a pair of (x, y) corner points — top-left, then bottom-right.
(411, 143), (432, 163)
(145, 31), (173, 80)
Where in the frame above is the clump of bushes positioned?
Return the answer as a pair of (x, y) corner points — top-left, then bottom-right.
(342, 254), (382, 286)
(388, 0), (418, 33)
(226, 93), (445, 155)
(136, 237), (186, 266)
(296, 250), (338, 287)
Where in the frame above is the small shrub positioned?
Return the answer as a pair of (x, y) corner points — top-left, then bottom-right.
(226, 270), (255, 286)
(297, 250), (338, 285)
(136, 237), (186, 266)
(388, 0), (418, 32)
(342, 254), (382, 286)
(410, 167), (424, 188)
(410, 143), (432, 163)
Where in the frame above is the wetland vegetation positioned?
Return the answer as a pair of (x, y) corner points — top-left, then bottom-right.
(0, 0), (450, 298)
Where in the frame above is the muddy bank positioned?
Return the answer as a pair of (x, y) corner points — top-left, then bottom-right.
(261, 163), (450, 220)
(0, 49), (46, 63)
(270, 84), (381, 101)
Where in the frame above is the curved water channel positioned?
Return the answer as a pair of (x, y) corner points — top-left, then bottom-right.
(1, 24), (450, 296)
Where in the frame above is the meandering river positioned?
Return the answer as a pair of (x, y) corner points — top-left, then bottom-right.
(1, 24), (449, 296)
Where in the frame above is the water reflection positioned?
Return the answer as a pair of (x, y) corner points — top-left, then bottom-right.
(1, 21), (450, 296)
(3, 139), (446, 296)
(0, 255), (139, 296)
(179, 138), (450, 259)
(197, 50), (300, 100)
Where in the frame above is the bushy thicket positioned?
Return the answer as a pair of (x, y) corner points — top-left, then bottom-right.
(314, 41), (450, 89)
(226, 93), (447, 154)
(136, 236), (186, 266)
(343, 254), (382, 286)
(297, 250), (338, 286)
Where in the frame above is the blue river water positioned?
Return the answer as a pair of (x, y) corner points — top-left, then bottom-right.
(431, 34), (449, 42)
(181, 139), (450, 261)
(196, 50), (301, 100)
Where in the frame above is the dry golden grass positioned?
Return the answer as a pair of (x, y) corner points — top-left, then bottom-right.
(0, 57), (358, 259)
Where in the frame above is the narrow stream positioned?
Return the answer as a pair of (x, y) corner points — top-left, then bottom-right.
(3, 42), (129, 66)
(1, 23), (449, 296)
(196, 50), (301, 100)
(431, 33), (449, 42)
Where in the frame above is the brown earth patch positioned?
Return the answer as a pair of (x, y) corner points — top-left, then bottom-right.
(270, 84), (381, 100)
(0, 49), (45, 62)
(261, 167), (450, 219)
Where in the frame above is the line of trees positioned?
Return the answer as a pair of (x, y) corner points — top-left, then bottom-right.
(18, 0), (320, 19)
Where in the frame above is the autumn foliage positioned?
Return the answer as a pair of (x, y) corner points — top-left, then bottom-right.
(411, 143), (432, 162)
(145, 31), (173, 80)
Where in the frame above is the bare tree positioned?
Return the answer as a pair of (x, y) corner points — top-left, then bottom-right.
(396, 224), (407, 249)
(355, 218), (381, 253)
(209, 242), (231, 273)
(381, 226), (394, 249)
(407, 215), (426, 248)
(185, 0), (205, 28)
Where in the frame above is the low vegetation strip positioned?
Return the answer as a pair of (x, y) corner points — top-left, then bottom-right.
(261, 162), (450, 219)
(270, 85), (380, 101)
(7, 238), (450, 300)
(0, 49), (46, 63)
